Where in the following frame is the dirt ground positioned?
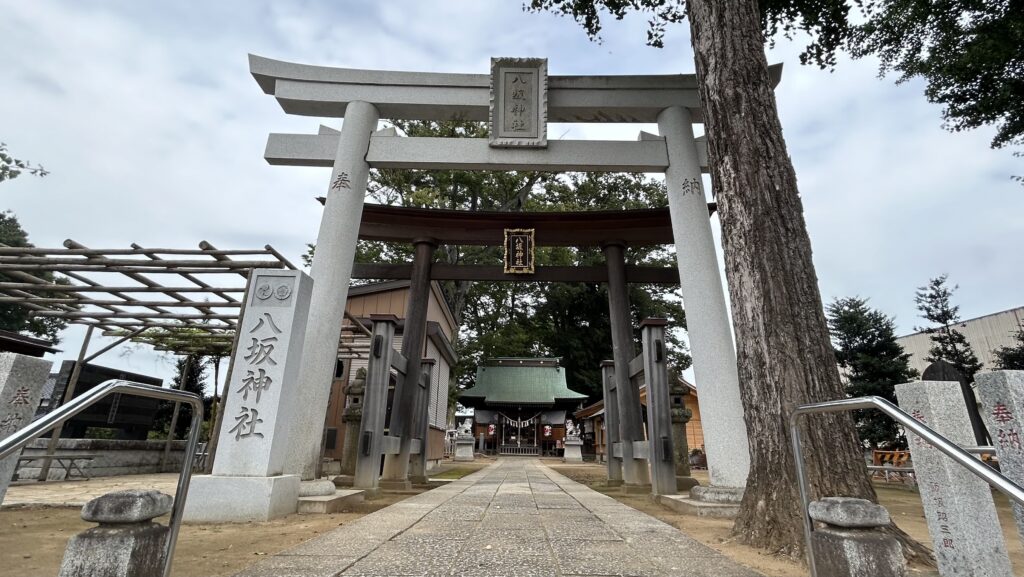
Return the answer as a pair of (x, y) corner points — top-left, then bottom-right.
(0, 461), (490, 577)
(548, 461), (1024, 577)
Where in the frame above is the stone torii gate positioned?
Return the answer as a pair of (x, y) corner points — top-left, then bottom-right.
(249, 54), (760, 502)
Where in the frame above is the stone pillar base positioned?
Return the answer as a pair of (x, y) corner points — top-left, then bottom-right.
(621, 483), (653, 495)
(454, 437), (475, 462)
(563, 437), (583, 462)
(378, 479), (413, 491)
(409, 475), (429, 485)
(676, 476), (701, 491)
(659, 485), (743, 518)
(604, 479), (625, 488)
(182, 474), (299, 522)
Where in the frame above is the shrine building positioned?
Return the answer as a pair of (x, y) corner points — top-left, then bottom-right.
(458, 358), (587, 456)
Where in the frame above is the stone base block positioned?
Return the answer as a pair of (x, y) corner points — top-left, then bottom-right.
(378, 479), (412, 492)
(563, 447), (583, 463)
(59, 522), (167, 577)
(298, 489), (364, 514)
(676, 476), (700, 491)
(604, 479), (625, 488)
(659, 494), (740, 518)
(812, 527), (906, 577)
(621, 483), (653, 495)
(409, 475), (428, 485)
(331, 474), (354, 487)
(182, 474), (299, 523)
(299, 479), (337, 497)
(690, 485), (743, 504)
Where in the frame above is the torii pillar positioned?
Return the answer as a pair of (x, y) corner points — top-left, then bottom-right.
(658, 106), (750, 493)
(284, 101), (380, 480)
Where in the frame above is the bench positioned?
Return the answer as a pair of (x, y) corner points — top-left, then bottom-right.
(13, 454), (97, 481)
(871, 450), (914, 485)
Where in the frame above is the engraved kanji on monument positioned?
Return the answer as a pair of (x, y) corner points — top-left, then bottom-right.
(489, 57), (547, 148)
(0, 353), (52, 503)
(213, 270), (311, 476)
(977, 370), (1024, 542)
(184, 269), (312, 522)
(895, 380), (1013, 577)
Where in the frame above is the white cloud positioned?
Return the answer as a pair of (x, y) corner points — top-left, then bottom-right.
(1, 1), (1019, 391)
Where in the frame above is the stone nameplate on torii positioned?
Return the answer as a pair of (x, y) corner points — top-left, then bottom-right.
(490, 57), (547, 148)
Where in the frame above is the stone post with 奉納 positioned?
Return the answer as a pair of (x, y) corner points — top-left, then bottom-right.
(895, 380), (1013, 577)
(976, 370), (1024, 541)
(0, 352), (52, 503)
(183, 269), (312, 522)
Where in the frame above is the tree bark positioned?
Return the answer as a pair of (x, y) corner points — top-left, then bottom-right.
(685, 0), (889, 557)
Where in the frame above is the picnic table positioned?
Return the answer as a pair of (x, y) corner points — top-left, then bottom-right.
(13, 454), (96, 481)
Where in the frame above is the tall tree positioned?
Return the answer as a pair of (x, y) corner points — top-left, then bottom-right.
(827, 297), (918, 449)
(993, 327), (1024, 370)
(0, 142), (48, 184)
(915, 275), (984, 381)
(153, 354), (211, 439)
(526, 0), (932, 560)
(0, 210), (68, 342)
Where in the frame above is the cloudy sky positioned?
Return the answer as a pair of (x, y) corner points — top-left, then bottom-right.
(1, 1), (1020, 389)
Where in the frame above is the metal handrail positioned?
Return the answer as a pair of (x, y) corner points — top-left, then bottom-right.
(0, 379), (203, 577)
(790, 395), (1024, 577)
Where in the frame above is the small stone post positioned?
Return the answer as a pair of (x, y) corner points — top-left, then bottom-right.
(59, 490), (173, 577)
(183, 269), (312, 522)
(976, 370), (1024, 541)
(338, 368), (366, 477)
(0, 352), (52, 503)
(669, 377), (699, 491)
(640, 318), (677, 496)
(808, 497), (906, 577)
(895, 380), (1013, 577)
(600, 360), (623, 486)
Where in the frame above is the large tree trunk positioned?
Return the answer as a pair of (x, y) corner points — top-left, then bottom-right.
(685, 0), (888, 558)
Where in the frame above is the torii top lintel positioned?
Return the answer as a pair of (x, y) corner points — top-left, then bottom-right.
(249, 54), (782, 124)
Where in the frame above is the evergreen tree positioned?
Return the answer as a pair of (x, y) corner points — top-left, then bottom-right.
(827, 297), (918, 449)
(993, 327), (1024, 370)
(0, 210), (68, 342)
(915, 275), (983, 381)
(153, 354), (211, 439)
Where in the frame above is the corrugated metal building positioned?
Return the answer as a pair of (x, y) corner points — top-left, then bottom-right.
(896, 306), (1024, 375)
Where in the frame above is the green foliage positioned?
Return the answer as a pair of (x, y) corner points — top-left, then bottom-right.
(152, 354), (213, 440)
(526, 0), (1024, 153)
(915, 275), (983, 381)
(827, 296), (918, 448)
(993, 327), (1024, 370)
(851, 0), (1023, 150)
(0, 142), (48, 183)
(0, 210), (69, 342)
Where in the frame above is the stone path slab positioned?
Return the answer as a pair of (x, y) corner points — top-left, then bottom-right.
(235, 459), (763, 577)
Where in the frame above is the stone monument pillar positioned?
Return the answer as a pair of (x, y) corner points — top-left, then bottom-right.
(287, 100), (380, 480)
(338, 368), (366, 477)
(895, 380), (1013, 577)
(670, 377), (699, 491)
(184, 269), (312, 522)
(658, 105), (749, 491)
(976, 370), (1024, 541)
(0, 352), (52, 503)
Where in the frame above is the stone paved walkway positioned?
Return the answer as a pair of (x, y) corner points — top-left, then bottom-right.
(237, 459), (763, 577)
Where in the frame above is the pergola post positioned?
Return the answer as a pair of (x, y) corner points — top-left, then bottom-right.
(602, 241), (650, 489)
(658, 105), (749, 491)
(284, 100), (380, 480)
(382, 238), (435, 486)
(600, 360), (623, 486)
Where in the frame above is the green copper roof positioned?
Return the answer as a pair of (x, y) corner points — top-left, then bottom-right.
(459, 358), (588, 407)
